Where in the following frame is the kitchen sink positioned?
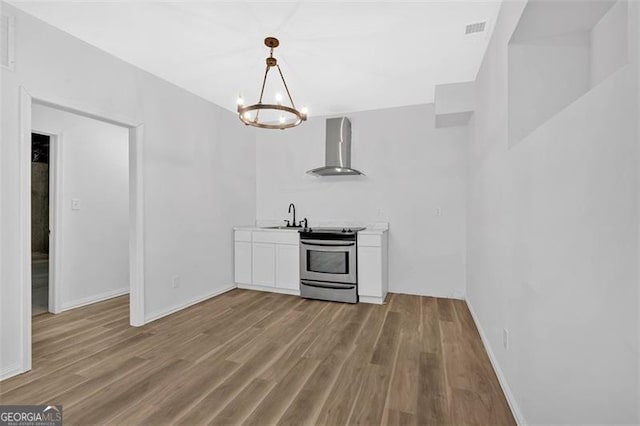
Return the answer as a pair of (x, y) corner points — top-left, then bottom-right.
(261, 226), (302, 230)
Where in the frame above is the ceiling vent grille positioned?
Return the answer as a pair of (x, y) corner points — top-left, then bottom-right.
(465, 21), (486, 35)
(1, 13), (15, 70)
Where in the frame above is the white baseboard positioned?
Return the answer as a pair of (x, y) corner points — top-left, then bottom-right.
(237, 283), (299, 296)
(239, 285), (385, 305)
(0, 364), (23, 381)
(60, 287), (129, 312)
(466, 299), (526, 425)
(359, 295), (385, 304)
(388, 289), (465, 300)
(144, 285), (236, 324)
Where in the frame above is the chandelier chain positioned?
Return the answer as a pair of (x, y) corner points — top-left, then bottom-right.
(276, 65), (296, 109)
(256, 65), (271, 122)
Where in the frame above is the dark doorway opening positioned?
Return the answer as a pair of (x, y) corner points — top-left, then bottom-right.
(32, 132), (50, 316)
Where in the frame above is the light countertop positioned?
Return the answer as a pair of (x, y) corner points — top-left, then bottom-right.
(234, 222), (388, 235)
(233, 225), (300, 233)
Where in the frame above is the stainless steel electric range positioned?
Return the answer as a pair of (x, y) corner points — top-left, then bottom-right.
(298, 227), (366, 303)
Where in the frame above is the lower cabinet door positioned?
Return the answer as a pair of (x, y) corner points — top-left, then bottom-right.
(276, 244), (300, 291)
(234, 241), (252, 285)
(252, 243), (276, 287)
(357, 246), (382, 297)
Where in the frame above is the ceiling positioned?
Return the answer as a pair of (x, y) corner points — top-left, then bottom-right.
(10, 1), (502, 116)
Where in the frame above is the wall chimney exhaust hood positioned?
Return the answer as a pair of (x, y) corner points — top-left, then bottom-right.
(307, 117), (364, 177)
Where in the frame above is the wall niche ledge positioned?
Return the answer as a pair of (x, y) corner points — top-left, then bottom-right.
(508, 0), (629, 147)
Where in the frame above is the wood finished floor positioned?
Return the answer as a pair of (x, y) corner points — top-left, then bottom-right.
(0, 289), (515, 425)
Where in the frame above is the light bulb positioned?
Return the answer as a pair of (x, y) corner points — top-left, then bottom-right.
(275, 92), (283, 104)
(237, 96), (244, 106)
(301, 106), (309, 116)
(279, 116), (286, 124)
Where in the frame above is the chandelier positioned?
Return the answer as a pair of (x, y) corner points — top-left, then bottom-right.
(237, 37), (307, 130)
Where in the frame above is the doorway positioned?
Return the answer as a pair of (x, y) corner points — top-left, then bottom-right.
(32, 104), (131, 318)
(31, 132), (50, 316)
(18, 87), (145, 375)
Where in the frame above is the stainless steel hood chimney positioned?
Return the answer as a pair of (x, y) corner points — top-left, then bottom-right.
(307, 117), (364, 176)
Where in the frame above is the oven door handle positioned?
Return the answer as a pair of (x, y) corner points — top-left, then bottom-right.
(300, 240), (355, 247)
(301, 280), (356, 290)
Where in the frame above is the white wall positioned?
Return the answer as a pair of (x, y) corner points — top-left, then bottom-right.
(434, 81), (475, 128)
(591, 0), (629, 87)
(508, 31), (590, 145)
(0, 2), (256, 378)
(467, 0), (639, 423)
(434, 81), (475, 115)
(32, 104), (129, 310)
(256, 104), (467, 298)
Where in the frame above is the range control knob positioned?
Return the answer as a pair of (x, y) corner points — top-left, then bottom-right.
(341, 228), (347, 233)
(347, 228), (353, 233)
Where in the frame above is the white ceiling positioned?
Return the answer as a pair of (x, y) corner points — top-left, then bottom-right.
(10, 1), (502, 116)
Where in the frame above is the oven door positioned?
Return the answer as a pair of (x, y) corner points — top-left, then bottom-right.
(300, 239), (357, 284)
(300, 279), (357, 304)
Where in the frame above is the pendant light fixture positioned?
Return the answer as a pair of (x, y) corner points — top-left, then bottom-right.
(237, 37), (307, 130)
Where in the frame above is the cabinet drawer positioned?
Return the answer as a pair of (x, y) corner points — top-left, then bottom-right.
(253, 231), (299, 245)
(234, 230), (252, 242)
(358, 234), (381, 247)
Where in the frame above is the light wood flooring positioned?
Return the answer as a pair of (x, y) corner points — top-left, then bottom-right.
(0, 289), (515, 425)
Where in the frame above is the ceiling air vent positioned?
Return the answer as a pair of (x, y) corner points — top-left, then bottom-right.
(465, 21), (486, 35)
(1, 13), (15, 70)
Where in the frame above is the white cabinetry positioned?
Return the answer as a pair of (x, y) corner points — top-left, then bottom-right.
(234, 230), (252, 285)
(234, 228), (388, 303)
(275, 244), (300, 290)
(252, 242), (276, 286)
(357, 232), (388, 304)
(234, 229), (300, 295)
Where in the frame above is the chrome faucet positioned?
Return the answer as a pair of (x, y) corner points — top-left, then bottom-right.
(287, 203), (296, 228)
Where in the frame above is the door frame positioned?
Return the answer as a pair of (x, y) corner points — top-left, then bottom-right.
(30, 129), (62, 314)
(19, 87), (146, 374)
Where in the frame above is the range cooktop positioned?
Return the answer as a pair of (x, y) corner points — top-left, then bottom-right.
(299, 226), (366, 236)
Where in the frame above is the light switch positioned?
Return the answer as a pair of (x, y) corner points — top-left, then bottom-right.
(71, 198), (80, 211)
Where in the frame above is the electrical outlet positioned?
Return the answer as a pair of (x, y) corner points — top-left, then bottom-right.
(172, 275), (180, 289)
(436, 207), (442, 217)
(71, 198), (80, 211)
(503, 328), (509, 350)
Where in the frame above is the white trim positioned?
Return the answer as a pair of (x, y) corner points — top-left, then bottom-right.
(31, 128), (63, 314)
(466, 298), (526, 425)
(48, 132), (63, 314)
(129, 125), (145, 327)
(236, 284), (385, 304)
(32, 93), (139, 129)
(386, 290), (465, 300)
(358, 295), (385, 305)
(19, 87), (32, 374)
(1, 13), (15, 71)
(144, 285), (236, 324)
(59, 287), (129, 312)
(237, 283), (299, 296)
(16, 86), (145, 378)
(627, 2), (640, 424)
(0, 364), (22, 381)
